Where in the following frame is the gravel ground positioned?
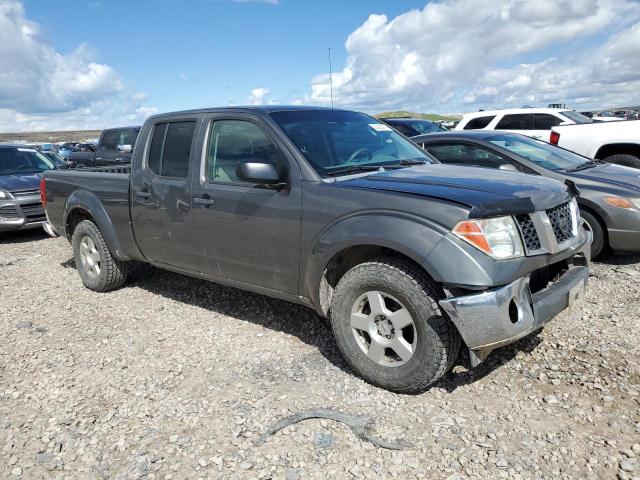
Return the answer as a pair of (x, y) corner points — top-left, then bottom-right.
(1, 230), (639, 480)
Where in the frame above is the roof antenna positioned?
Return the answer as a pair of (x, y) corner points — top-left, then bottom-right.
(328, 47), (334, 109)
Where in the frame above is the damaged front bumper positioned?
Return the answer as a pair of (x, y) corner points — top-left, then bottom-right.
(439, 259), (589, 366)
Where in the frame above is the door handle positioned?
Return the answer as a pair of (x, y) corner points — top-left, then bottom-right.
(193, 196), (215, 207)
(135, 191), (151, 199)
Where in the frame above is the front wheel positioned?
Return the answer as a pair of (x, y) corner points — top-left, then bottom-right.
(580, 209), (605, 258)
(71, 220), (128, 292)
(330, 257), (460, 393)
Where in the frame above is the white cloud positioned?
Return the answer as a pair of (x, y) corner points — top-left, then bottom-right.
(308, 0), (640, 112)
(0, 0), (153, 132)
(248, 87), (270, 105)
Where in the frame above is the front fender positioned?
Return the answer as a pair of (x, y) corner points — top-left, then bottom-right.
(304, 212), (449, 312)
(64, 190), (130, 261)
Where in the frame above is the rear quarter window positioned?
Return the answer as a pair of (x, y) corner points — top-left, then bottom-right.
(463, 116), (496, 130)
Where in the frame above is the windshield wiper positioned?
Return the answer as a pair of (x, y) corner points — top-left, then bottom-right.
(565, 160), (606, 172)
(325, 165), (387, 176)
(325, 159), (429, 176)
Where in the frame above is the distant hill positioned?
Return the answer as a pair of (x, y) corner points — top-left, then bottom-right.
(0, 130), (102, 143)
(375, 111), (461, 122)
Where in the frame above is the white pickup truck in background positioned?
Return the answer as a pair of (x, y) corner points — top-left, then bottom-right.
(551, 120), (640, 168)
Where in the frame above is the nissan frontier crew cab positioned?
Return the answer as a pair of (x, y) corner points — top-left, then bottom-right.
(43, 107), (591, 393)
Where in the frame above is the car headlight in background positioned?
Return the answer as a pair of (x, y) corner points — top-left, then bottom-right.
(453, 216), (524, 259)
(604, 197), (640, 210)
(0, 190), (14, 200)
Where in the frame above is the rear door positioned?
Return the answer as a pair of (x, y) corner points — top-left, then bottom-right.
(130, 117), (200, 270)
(494, 113), (535, 137)
(190, 114), (302, 295)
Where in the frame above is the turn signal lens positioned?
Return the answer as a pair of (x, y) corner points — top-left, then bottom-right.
(453, 221), (492, 254)
(453, 216), (524, 260)
(604, 197), (640, 210)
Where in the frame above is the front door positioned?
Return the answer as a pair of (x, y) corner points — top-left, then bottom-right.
(131, 119), (200, 270)
(190, 115), (302, 295)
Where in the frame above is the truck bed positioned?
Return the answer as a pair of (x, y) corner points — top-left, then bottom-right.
(43, 168), (140, 260)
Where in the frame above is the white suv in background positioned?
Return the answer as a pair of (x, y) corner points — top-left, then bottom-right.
(455, 108), (593, 141)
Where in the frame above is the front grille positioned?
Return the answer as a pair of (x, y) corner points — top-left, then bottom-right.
(0, 205), (20, 220)
(13, 189), (39, 198)
(546, 202), (573, 244)
(516, 214), (541, 251)
(20, 203), (45, 220)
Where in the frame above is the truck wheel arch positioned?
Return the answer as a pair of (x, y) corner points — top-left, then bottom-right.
(314, 244), (430, 317)
(305, 213), (448, 316)
(595, 143), (640, 162)
(63, 191), (130, 261)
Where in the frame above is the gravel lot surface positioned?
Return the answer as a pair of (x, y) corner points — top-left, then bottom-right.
(1, 230), (639, 480)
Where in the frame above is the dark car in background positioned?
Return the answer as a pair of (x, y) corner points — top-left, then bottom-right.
(41, 151), (70, 169)
(68, 126), (140, 168)
(380, 117), (447, 137)
(0, 145), (56, 233)
(413, 131), (640, 257)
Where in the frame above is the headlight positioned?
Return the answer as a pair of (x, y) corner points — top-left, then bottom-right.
(453, 216), (524, 259)
(0, 190), (13, 200)
(604, 197), (640, 210)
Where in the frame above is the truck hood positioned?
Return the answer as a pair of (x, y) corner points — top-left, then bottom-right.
(337, 164), (572, 217)
(0, 173), (42, 193)
(567, 163), (640, 192)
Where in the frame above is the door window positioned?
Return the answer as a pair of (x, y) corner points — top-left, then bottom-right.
(495, 114), (532, 130)
(205, 120), (286, 183)
(101, 130), (119, 152)
(533, 114), (562, 130)
(147, 121), (195, 178)
(424, 142), (521, 170)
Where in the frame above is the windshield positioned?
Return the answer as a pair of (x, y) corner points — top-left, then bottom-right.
(561, 110), (592, 124)
(405, 120), (446, 134)
(270, 110), (433, 177)
(487, 134), (588, 171)
(0, 148), (56, 175)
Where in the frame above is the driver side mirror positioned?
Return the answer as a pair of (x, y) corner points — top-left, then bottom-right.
(499, 163), (519, 172)
(236, 160), (283, 186)
(117, 144), (132, 153)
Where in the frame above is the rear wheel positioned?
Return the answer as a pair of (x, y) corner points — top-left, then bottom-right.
(602, 154), (640, 169)
(330, 257), (460, 393)
(580, 209), (605, 258)
(72, 220), (128, 292)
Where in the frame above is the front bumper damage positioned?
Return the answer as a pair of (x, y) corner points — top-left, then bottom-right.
(440, 257), (589, 367)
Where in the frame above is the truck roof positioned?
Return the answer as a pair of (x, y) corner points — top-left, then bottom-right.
(147, 105), (351, 120)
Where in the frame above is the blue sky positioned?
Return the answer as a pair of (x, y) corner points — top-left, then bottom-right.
(22, 0), (429, 114)
(1, 0), (639, 131)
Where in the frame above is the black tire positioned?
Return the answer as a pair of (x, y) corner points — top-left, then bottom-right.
(71, 220), (128, 292)
(330, 257), (461, 393)
(579, 209), (605, 258)
(602, 154), (640, 169)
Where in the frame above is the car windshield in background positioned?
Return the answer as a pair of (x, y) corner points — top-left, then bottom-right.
(561, 111), (593, 124)
(0, 148), (55, 175)
(405, 120), (446, 134)
(487, 134), (588, 171)
(270, 110), (432, 177)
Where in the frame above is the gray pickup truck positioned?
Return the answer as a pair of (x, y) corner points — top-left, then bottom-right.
(67, 126), (140, 169)
(43, 106), (591, 392)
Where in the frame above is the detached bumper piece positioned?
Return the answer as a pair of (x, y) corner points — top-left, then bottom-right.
(439, 264), (589, 366)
